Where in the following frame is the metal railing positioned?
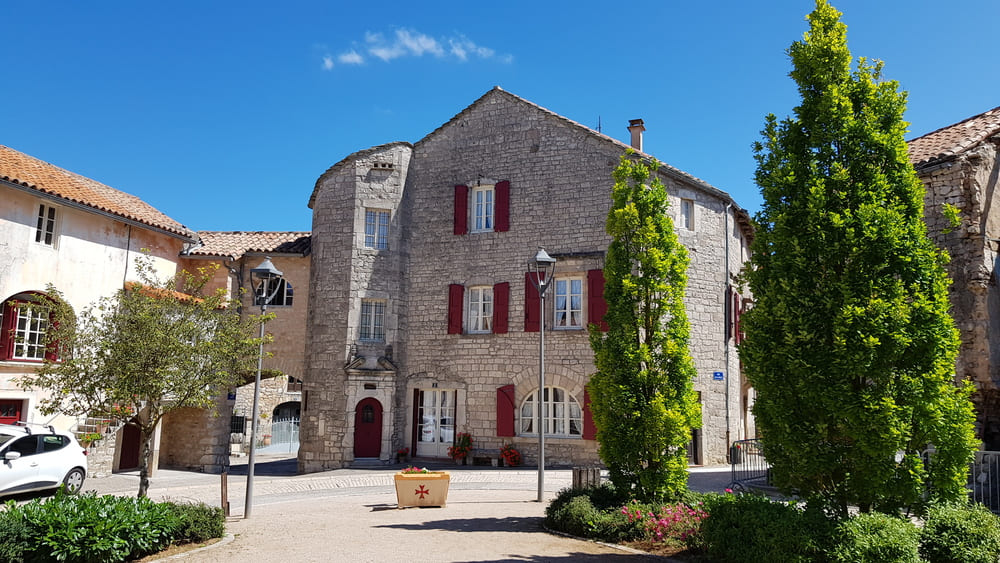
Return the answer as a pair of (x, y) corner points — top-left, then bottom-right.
(970, 450), (1000, 513)
(729, 438), (770, 491)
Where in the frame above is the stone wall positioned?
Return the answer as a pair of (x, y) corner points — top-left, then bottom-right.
(917, 141), (1000, 448)
(159, 401), (233, 473)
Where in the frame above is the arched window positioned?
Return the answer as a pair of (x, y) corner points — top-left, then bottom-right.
(519, 386), (582, 437)
(0, 292), (56, 361)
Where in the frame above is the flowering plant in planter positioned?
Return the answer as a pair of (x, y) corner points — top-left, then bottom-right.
(400, 466), (430, 474)
(447, 432), (473, 461)
(500, 444), (521, 467)
(78, 432), (103, 447)
(396, 447), (410, 463)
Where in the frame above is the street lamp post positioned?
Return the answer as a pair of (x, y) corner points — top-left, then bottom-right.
(527, 247), (556, 502)
(244, 256), (283, 519)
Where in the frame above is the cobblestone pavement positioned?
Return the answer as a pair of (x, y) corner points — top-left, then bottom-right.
(81, 456), (733, 562)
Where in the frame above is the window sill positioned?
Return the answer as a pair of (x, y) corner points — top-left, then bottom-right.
(517, 434), (583, 440)
(552, 326), (584, 331)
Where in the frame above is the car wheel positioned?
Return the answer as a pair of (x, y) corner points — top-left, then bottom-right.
(62, 468), (85, 494)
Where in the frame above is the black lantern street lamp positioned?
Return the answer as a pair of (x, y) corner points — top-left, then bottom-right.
(244, 256), (283, 519)
(527, 247), (556, 502)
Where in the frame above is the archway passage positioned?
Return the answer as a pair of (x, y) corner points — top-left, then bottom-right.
(118, 421), (141, 471)
(353, 398), (382, 458)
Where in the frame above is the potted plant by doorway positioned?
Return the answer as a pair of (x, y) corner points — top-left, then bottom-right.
(394, 466), (450, 508)
(447, 432), (472, 465)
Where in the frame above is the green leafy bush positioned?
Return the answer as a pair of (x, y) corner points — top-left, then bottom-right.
(545, 484), (641, 541)
(920, 502), (1000, 563)
(829, 512), (920, 563)
(0, 503), (34, 562)
(700, 492), (831, 563)
(166, 501), (226, 543)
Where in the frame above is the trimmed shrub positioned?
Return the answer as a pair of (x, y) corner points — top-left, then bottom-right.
(545, 484), (641, 542)
(920, 502), (1000, 563)
(700, 493), (831, 563)
(0, 503), (34, 563)
(166, 501), (226, 543)
(829, 512), (920, 563)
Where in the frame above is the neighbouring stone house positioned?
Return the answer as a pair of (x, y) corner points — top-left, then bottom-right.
(0, 144), (200, 476)
(909, 106), (1000, 449)
(178, 231), (310, 456)
(299, 87), (755, 472)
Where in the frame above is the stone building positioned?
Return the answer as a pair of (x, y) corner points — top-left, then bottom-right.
(909, 106), (1000, 449)
(300, 87), (754, 472)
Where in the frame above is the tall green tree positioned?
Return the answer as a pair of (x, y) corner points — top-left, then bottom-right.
(741, 0), (977, 515)
(588, 152), (701, 503)
(21, 256), (267, 497)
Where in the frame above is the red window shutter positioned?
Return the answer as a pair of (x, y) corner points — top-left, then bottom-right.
(44, 313), (59, 362)
(587, 269), (609, 332)
(583, 387), (597, 440)
(497, 384), (515, 437)
(0, 302), (14, 360)
(493, 282), (509, 334)
(453, 185), (468, 235)
(735, 292), (744, 345)
(448, 284), (464, 334)
(495, 180), (510, 232)
(524, 272), (543, 332)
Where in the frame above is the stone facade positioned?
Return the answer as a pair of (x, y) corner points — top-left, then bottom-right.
(300, 88), (753, 472)
(910, 112), (1000, 448)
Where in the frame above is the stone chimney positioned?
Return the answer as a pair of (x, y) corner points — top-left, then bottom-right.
(628, 119), (645, 152)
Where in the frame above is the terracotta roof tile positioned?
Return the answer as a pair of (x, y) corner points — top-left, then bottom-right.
(0, 145), (195, 240)
(188, 231), (311, 259)
(908, 106), (1000, 167)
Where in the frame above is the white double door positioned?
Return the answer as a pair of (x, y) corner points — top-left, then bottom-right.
(416, 389), (456, 458)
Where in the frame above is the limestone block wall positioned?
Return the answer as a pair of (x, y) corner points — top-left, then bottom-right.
(159, 400), (233, 473)
(918, 142), (1000, 447)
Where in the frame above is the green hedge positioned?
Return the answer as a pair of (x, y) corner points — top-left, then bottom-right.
(0, 490), (225, 563)
(920, 502), (1000, 563)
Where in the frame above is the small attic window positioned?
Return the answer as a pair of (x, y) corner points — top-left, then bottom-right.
(371, 162), (394, 171)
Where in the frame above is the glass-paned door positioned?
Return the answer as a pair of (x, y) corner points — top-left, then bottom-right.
(416, 389), (456, 458)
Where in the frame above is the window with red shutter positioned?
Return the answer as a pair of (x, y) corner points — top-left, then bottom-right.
(495, 180), (510, 232)
(453, 185), (468, 235)
(496, 384), (515, 437)
(583, 387), (597, 440)
(587, 269), (609, 332)
(493, 282), (509, 334)
(447, 284), (464, 334)
(524, 272), (544, 332)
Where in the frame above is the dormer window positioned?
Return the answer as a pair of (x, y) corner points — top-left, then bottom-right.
(35, 204), (57, 246)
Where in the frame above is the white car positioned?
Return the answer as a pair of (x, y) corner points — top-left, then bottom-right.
(0, 424), (88, 496)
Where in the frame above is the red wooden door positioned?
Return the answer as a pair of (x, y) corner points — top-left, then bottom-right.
(0, 400), (22, 425)
(118, 422), (141, 470)
(353, 398), (383, 458)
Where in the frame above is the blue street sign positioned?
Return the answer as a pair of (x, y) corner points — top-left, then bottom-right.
(713, 371), (725, 381)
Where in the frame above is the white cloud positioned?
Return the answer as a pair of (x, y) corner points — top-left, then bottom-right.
(339, 50), (364, 65)
(449, 37), (494, 61)
(322, 56), (334, 70)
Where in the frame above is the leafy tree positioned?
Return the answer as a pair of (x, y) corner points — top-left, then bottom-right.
(21, 255), (267, 497)
(741, 0), (977, 515)
(588, 151), (701, 503)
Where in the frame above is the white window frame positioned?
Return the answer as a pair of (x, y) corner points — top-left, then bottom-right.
(467, 286), (493, 334)
(12, 305), (48, 361)
(34, 203), (58, 247)
(519, 386), (583, 437)
(359, 299), (386, 342)
(254, 278), (293, 307)
(471, 185), (495, 233)
(553, 278), (583, 329)
(364, 208), (390, 250)
(679, 198), (695, 231)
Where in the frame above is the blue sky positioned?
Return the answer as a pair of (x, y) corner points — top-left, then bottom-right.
(4, 1), (998, 232)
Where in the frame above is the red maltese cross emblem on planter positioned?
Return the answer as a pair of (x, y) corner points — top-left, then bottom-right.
(414, 485), (430, 499)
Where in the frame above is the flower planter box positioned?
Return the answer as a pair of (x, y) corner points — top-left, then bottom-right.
(394, 471), (450, 508)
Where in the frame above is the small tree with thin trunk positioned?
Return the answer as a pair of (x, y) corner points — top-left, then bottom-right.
(741, 0), (977, 515)
(20, 255), (267, 497)
(588, 151), (701, 503)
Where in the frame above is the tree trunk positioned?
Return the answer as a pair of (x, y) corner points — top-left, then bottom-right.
(137, 425), (155, 498)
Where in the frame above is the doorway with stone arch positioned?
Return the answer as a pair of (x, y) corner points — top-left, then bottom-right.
(353, 398), (383, 458)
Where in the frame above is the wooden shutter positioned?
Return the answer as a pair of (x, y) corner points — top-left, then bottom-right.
(496, 384), (516, 437)
(411, 389), (420, 455)
(524, 272), (544, 332)
(0, 301), (14, 360)
(448, 284), (464, 334)
(583, 387), (597, 440)
(735, 292), (744, 345)
(495, 180), (510, 232)
(493, 282), (509, 334)
(587, 269), (609, 332)
(453, 185), (468, 235)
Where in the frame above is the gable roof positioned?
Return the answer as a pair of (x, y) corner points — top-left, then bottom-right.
(308, 141), (412, 208)
(908, 106), (1000, 168)
(185, 231), (311, 260)
(0, 144), (196, 241)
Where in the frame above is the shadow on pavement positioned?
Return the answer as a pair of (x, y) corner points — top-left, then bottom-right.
(226, 457), (298, 476)
(376, 515), (548, 534)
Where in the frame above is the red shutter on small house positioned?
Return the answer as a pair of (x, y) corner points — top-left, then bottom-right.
(735, 292), (744, 345)
(587, 269), (609, 332)
(44, 314), (59, 362)
(448, 284), (464, 334)
(583, 387), (597, 440)
(524, 272), (544, 332)
(497, 384), (516, 437)
(454, 185), (469, 235)
(493, 282), (509, 334)
(495, 180), (510, 232)
(0, 301), (14, 360)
